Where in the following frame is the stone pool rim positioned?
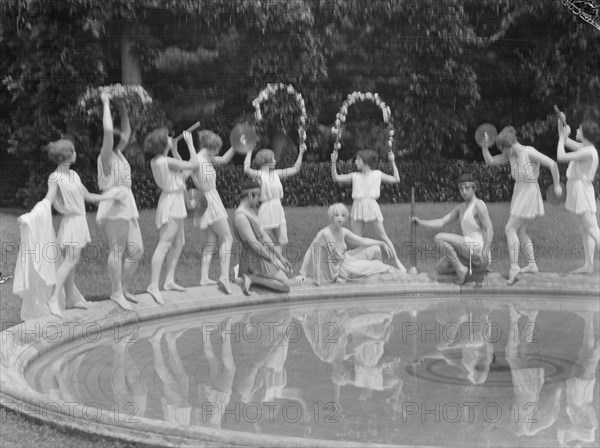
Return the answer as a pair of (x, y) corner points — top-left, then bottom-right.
(1, 272), (599, 448)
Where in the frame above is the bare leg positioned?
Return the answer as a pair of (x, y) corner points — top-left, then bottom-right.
(147, 219), (180, 305)
(49, 246), (82, 318)
(164, 222), (186, 291)
(64, 268), (88, 309)
(371, 221), (406, 272)
(272, 222), (289, 247)
(200, 226), (218, 285)
(249, 271), (291, 292)
(105, 220), (129, 305)
(210, 218), (234, 294)
(434, 233), (469, 284)
(517, 224), (538, 274)
(572, 212), (600, 273)
(505, 215), (524, 285)
(122, 219), (143, 303)
(351, 219), (364, 237)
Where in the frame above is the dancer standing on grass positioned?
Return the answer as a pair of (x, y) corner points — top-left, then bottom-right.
(97, 91), (143, 311)
(331, 149), (405, 272)
(412, 173), (494, 284)
(145, 129), (199, 305)
(44, 139), (126, 318)
(556, 114), (600, 274)
(192, 130), (236, 294)
(243, 143), (306, 247)
(481, 126), (562, 285)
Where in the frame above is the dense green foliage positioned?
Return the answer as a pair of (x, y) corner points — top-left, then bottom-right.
(1, 0), (599, 205)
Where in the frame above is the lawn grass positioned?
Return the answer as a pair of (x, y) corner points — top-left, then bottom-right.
(0, 201), (598, 447)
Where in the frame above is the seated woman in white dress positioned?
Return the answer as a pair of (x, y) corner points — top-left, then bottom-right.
(297, 203), (401, 286)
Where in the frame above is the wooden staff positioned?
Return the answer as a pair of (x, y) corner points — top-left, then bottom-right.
(408, 186), (419, 274)
(173, 121), (201, 144)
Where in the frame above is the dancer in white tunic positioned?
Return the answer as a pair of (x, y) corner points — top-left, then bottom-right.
(244, 143), (306, 246)
(145, 129), (199, 305)
(331, 149), (405, 271)
(413, 173), (494, 284)
(481, 126), (562, 284)
(556, 114), (600, 274)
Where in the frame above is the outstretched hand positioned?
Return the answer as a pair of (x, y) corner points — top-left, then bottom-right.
(100, 90), (111, 103)
(411, 216), (421, 225)
(299, 143), (307, 154)
(554, 183), (563, 198)
(387, 151), (395, 162)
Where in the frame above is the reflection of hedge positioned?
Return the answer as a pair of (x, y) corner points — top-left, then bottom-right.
(13, 159), (600, 210)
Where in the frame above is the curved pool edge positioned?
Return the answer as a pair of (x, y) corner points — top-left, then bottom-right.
(1, 272), (599, 448)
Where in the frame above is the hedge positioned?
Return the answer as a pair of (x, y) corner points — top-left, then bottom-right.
(10, 159), (600, 210)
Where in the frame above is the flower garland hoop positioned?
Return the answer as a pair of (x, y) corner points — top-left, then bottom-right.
(77, 83), (153, 118)
(252, 83), (307, 151)
(331, 91), (394, 154)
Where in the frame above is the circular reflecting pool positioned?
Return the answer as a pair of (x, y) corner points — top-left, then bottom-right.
(25, 296), (599, 447)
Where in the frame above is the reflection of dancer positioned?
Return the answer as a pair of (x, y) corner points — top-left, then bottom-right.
(331, 149), (405, 271)
(297, 203), (401, 286)
(556, 115), (600, 274)
(44, 139), (125, 317)
(557, 311), (599, 447)
(149, 326), (192, 426)
(112, 336), (148, 421)
(244, 144), (306, 247)
(233, 180), (292, 294)
(481, 126), (562, 284)
(412, 306), (494, 385)
(412, 173), (493, 284)
(192, 130), (235, 294)
(194, 317), (236, 428)
(144, 129), (199, 305)
(505, 304), (562, 437)
(97, 92), (143, 310)
(48, 352), (86, 403)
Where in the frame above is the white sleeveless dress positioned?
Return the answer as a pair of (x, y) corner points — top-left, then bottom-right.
(566, 146), (598, 214)
(193, 153), (228, 229)
(509, 147), (544, 218)
(461, 199), (486, 257)
(150, 156), (187, 228)
(351, 170), (384, 222)
(257, 169), (286, 229)
(52, 170), (91, 248)
(96, 151), (139, 224)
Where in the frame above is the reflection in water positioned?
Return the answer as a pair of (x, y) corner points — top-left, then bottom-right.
(25, 297), (600, 446)
(557, 311), (599, 447)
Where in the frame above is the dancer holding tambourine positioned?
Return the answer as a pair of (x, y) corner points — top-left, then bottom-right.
(479, 124), (562, 285)
(555, 107), (600, 274)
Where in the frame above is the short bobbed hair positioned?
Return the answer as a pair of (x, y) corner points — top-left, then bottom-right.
(144, 128), (169, 157)
(496, 126), (518, 150)
(355, 149), (378, 169)
(327, 203), (349, 221)
(196, 130), (222, 152)
(254, 148), (275, 167)
(581, 120), (600, 146)
(46, 139), (74, 164)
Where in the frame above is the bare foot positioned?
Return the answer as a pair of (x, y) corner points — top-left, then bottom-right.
(67, 299), (89, 310)
(110, 293), (133, 311)
(453, 265), (468, 285)
(163, 282), (186, 292)
(47, 297), (63, 319)
(148, 327), (164, 345)
(507, 265), (520, 285)
(520, 263), (539, 274)
(147, 285), (165, 305)
(123, 290), (139, 304)
(242, 273), (252, 296)
(570, 265), (594, 274)
(199, 279), (218, 286)
(217, 277), (233, 295)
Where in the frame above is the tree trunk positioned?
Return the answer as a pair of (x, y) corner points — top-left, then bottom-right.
(120, 29), (142, 85)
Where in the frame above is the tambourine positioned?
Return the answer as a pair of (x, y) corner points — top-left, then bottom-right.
(475, 123), (497, 148)
(187, 188), (208, 215)
(230, 124), (258, 154)
(546, 182), (566, 205)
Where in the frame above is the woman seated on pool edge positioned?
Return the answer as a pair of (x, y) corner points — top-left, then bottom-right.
(232, 179), (292, 295)
(296, 203), (402, 286)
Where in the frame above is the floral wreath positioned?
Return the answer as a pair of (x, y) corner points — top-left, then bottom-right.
(331, 91), (394, 153)
(77, 83), (153, 116)
(252, 83), (307, 151)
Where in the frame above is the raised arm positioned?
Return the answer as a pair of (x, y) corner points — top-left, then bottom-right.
(115, 101), (131, 153)
(412, 207), (459, 230)
(244, 150), (262, 179)
(556, 114), (584, 151)
(278, 143), (307, 180)
(380, 151), (400, 184)
(481, 135), (508, 165)
(331, 151), (353, 183)
(557, 124), (591, 163)
(212, 146), (235, 165)
(99, 92), (114, 174)
(527, 147), (560, 187)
